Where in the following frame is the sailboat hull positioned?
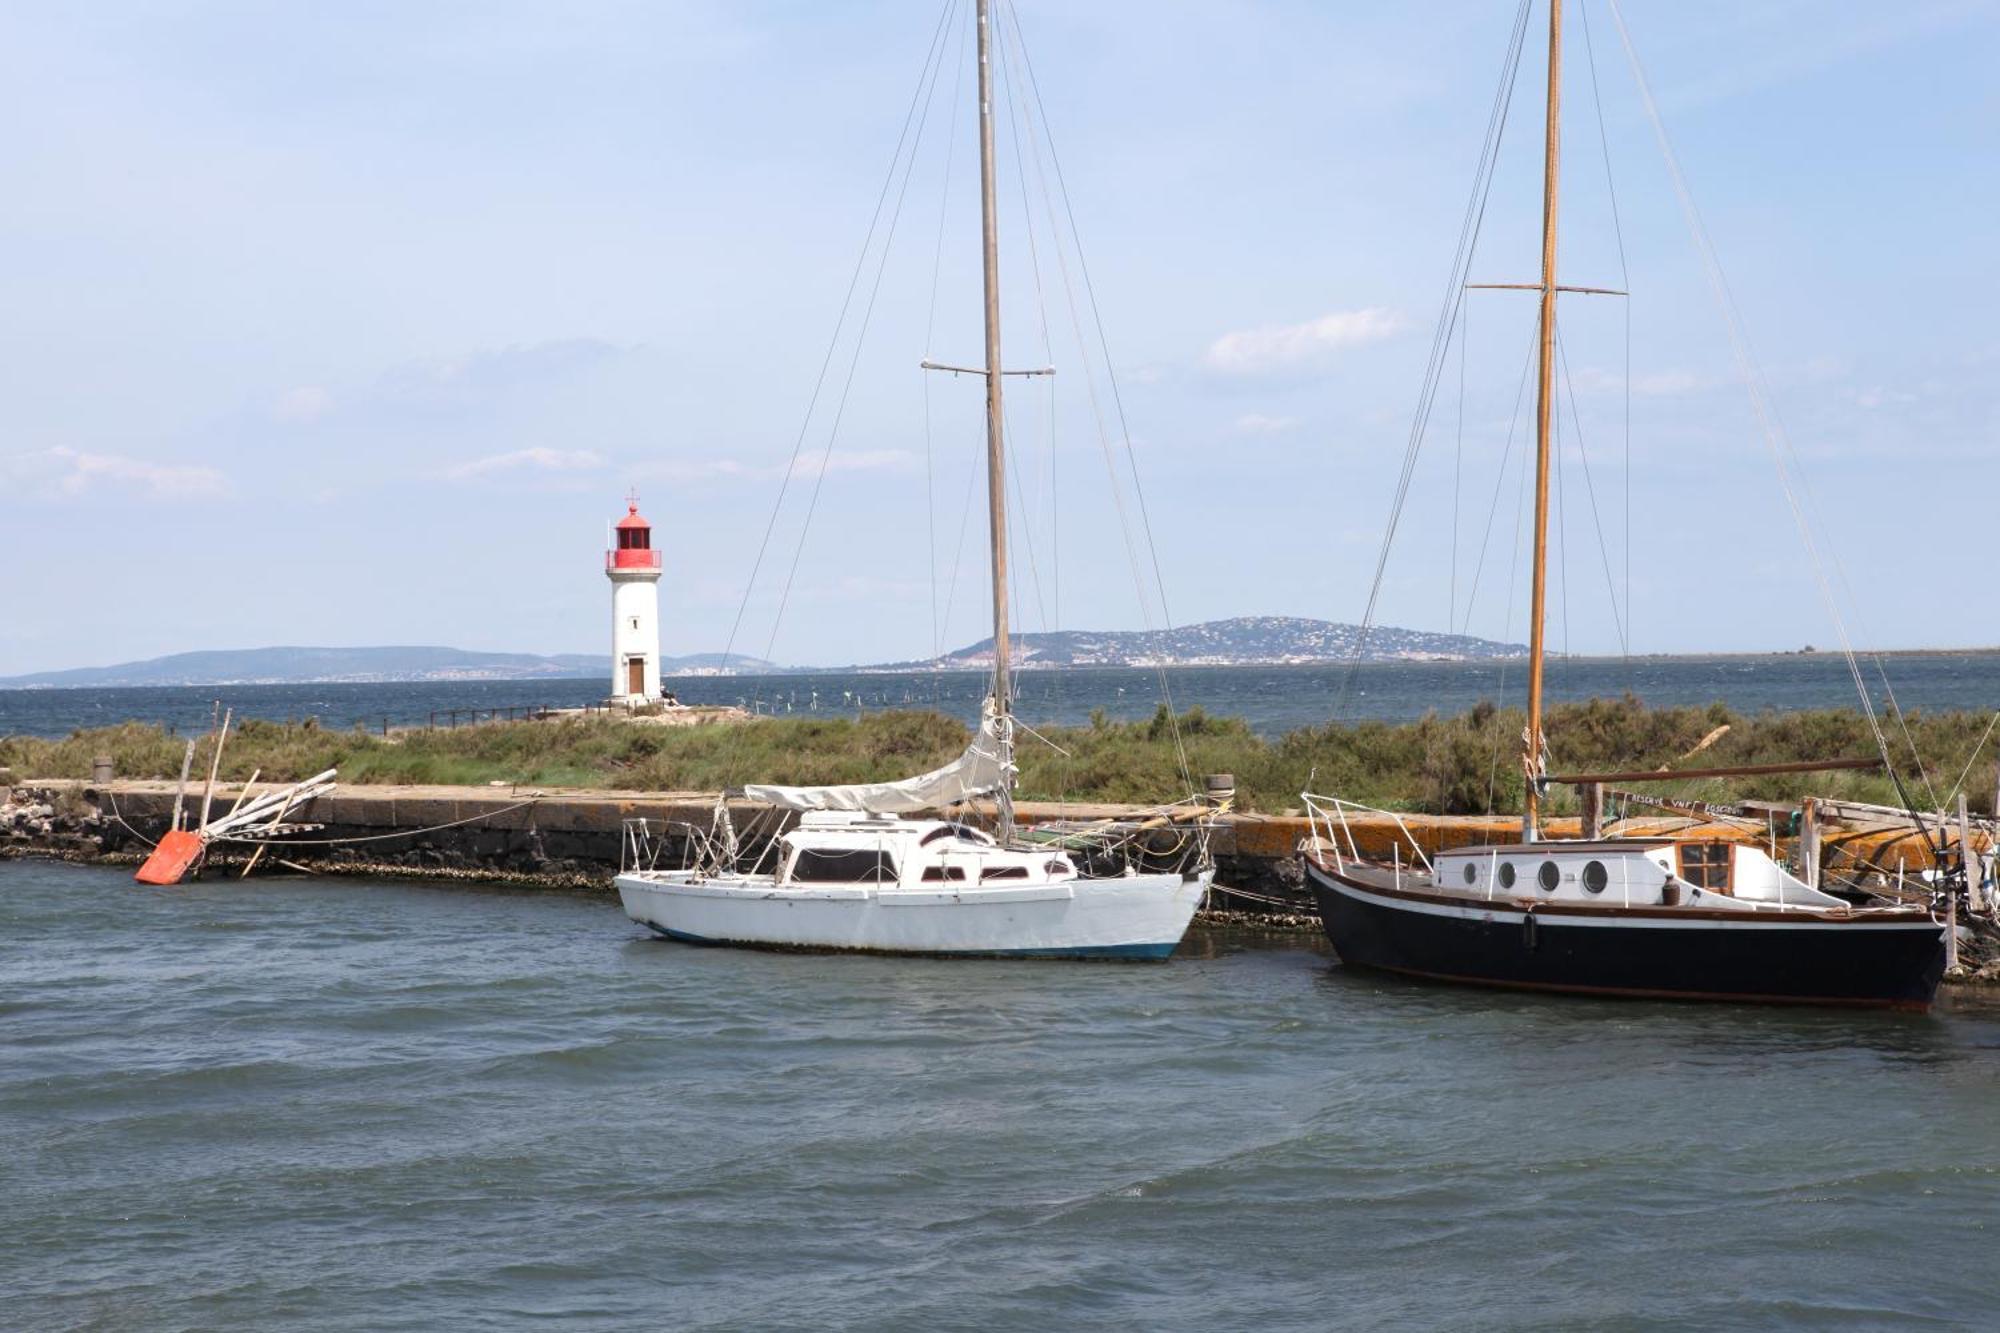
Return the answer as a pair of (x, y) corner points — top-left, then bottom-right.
(617, 868), (1211, 960)
(1306, 860), (1947, 1010)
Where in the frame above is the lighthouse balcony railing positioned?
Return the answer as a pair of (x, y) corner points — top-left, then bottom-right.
(607, 549), (662, 572)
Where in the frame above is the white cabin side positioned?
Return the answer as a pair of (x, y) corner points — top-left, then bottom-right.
(1432, 840), (1847, 909)
(774, 812), (1080, 890)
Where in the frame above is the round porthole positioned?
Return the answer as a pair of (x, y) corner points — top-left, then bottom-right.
(1498, 862), (1517, 889)
(1537, 860), (1561, 892)
(1582, 860), (1608, 894)
(1463, 862), (1479, 885)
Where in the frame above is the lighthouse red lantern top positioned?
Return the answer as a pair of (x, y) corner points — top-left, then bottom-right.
(607, 492), (662, 572)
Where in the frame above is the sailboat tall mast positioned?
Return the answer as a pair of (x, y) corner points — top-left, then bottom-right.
(975, 0), (1015, 837)
(1522, 0), (1562, 842)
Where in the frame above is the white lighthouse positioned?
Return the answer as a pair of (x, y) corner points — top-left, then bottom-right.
(606, 493), (663, 704)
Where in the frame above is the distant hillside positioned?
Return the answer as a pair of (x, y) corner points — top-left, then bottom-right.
(0, 619), (1514, 688)
(0, 646), (778, 689)
(861, 616), (1525, 671)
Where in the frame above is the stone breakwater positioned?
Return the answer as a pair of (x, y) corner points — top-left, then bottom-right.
(0, 778), (1320, 908)
(11, 778), (1999, 982)
(2, 787), (111, 862)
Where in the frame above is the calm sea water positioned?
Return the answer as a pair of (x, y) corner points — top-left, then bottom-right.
(6, 652), (2000, 740)
(5, 859), (1998, 1330)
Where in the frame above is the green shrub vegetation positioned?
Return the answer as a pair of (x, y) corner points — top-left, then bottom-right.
(4, 695), (1993, 816)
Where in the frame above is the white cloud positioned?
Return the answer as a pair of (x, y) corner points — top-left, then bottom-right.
(1574, 367), (1721, 398)
(635, 449), (915, 485)
(444, 447), (605, 479)
(384, 339), (627, 407)
(1233, 413), (1299, 435)
(1204, 308), (1405, 376)
(274, 385), (334, 421)
(0, 446), (229, 499)
(786, 448), (915, 480)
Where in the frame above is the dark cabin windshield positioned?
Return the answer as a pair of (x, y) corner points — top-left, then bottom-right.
(788, 847), (897, 884)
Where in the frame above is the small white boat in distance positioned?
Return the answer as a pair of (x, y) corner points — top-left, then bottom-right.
(618, 810), (1208, 960)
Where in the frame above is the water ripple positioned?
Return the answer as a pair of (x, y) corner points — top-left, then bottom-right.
(6, 860), (2000, 1330)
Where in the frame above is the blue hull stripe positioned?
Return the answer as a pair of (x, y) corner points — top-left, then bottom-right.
(647, 924), (1175, 960)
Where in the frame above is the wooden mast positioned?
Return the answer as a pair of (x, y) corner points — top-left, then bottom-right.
(975, 0), (1015, 838)
(1523, 0), (1562, 842)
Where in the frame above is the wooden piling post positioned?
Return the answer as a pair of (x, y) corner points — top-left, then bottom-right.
(1800, 797), (1820, 889)
(1959, 793), (1981, 914)
(1947, 893), (1959, 972)
(1580, 782), (1603, 840)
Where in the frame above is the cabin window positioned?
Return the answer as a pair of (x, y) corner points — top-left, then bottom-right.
(1045, 860), (1072, 877)
(1462, 862), (1478, 885)
(921, 865), (967, 883)
(1498, 862), (1517, 889)
(1582, 860), (1608, 894)
(981, 865), (1030, 882)
(789, 848), (897, 884)
(1679, 843), (1731, 891)
(1537, 861), (1560, 892)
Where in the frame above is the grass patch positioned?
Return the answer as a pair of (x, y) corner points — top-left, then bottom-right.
(5, 695), (1993, 815)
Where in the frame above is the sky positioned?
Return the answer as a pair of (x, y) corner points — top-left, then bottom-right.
(1, 0), (1996, 676)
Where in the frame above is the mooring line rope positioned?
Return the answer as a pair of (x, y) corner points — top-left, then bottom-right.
(215, 799), (542, 847)
(101, 786), (159, 849)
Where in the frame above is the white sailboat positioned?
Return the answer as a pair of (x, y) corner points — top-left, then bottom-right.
(616, 0), (1213, 959)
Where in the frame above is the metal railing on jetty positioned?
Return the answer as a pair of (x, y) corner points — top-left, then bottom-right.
(426, 704), (557, 730)
(423, 699), (665, 730)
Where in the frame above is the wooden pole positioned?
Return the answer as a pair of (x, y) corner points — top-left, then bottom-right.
(1946, 892), (1959, 972)
(1522, 0), (1562, 843)
(975, 0), (1014, 842)
(1960, 792), (1980, 913)
(1579, 781), (1602, 840)
(170, 738), (196, 832)
(1800, 796), (1820, 889)
(223, 769), (261, 822)
(1548, 757), (1884, 784)
(197, 708), (232, 833)
(239, 787), (302, 879)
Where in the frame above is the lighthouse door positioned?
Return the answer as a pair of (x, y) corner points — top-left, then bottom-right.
(627, 659), (645, 697)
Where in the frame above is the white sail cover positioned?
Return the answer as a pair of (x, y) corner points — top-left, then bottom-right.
(743, 700), (1013, 814)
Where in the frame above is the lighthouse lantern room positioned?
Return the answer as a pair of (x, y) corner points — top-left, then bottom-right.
(606, 493), (664, 704)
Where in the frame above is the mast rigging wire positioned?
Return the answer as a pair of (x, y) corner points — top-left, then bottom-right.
(717, 0), (958, 686)
(1000, 0), (1197, 795)
(1555, 329), (1630, 653)
(1336, 0), (1536, 719)
(1602, 0), (1935, 851)
(1577, 0), (1633, 668)
(761, 12), (958, 668)
(922, 0), (971, 672)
